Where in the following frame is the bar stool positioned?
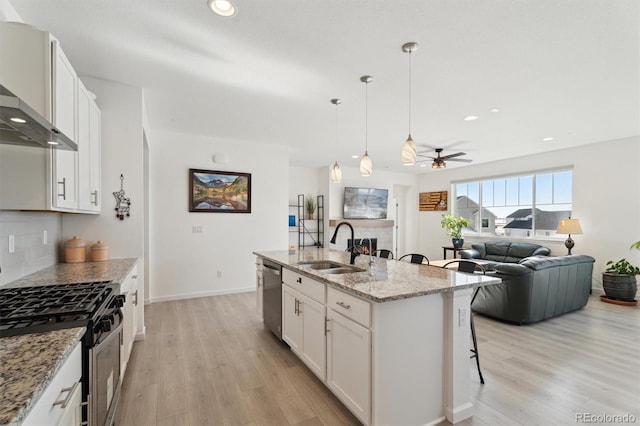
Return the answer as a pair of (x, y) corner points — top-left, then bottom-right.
(398, 253), (430, 265)
(443, 259), (486, 384)
(372, 249), (393, 259)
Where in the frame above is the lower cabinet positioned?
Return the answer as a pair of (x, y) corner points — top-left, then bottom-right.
(23, 343), (82, 426)
(326, 308), (371, 425)
(120, 266), (138, 378)
(282, 284), (327, 380)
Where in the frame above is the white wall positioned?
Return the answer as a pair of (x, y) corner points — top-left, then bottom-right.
(417, 136), (640, 290)
(149, 130), (288, 302)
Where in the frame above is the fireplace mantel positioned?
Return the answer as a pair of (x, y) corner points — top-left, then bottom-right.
(329, 219), (394, 228)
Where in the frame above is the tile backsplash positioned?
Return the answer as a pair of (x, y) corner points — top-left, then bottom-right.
(0, 211), (61, 286)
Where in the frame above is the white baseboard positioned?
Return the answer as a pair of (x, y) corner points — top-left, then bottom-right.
(150, 286), (255, 303)
(134, 327), (146, 341)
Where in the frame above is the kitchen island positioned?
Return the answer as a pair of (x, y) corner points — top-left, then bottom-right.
(254, 248), (501, 426)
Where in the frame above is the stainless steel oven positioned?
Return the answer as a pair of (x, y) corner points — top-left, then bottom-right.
(89, 303), (123, 426)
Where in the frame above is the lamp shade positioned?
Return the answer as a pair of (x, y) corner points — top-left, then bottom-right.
(402, 135), (417, 165)
(556, 218), (583, 235)
(331, 161), (342, 183)
(360, 151), (372, 176)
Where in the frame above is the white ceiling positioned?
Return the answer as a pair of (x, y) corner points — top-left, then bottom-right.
(8, 0), (640, 174)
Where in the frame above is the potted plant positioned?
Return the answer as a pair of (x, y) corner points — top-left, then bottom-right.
(305, 195), (316, 220)
(441, 214), (470, 248)
(602, 241), (640, 302)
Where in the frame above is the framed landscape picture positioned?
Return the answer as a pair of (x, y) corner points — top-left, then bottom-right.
(189, 169), (251, 213)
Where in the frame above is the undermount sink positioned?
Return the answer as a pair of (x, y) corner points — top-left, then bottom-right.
(297, 260), (365, 274)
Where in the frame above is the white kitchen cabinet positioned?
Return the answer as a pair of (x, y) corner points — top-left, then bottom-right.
(0, 22), (100, 213)
(327, 307), (371, 425)
(77, 80), (101, 212)
(23, 342), (82, 426)
(282, 277), (326, 381)
(50, 39), (79, 211)
(120, 266), (138, 377)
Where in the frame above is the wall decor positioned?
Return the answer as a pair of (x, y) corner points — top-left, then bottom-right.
(189, 169), (251, 213)
(113, 174), (131, 220)
(419, 191), (448, 211)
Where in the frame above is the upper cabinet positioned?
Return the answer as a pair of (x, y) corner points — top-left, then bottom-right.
(0, 22), (101, 213)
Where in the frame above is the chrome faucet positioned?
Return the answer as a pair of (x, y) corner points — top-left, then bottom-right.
(330, 221), (358, 265)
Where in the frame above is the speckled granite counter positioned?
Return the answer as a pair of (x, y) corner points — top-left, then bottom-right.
(2, 258), (138, 289)
(253, 248), (500, 303)
(0, 327), (85, 426)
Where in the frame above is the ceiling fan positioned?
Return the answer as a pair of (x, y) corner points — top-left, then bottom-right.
(417, 148), (473, 169)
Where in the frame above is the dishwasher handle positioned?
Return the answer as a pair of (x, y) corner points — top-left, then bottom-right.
(263, 263), (281, 275)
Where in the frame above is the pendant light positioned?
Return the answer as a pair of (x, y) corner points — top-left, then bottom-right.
(330, 98), (342, 183)
(360, 75), (373, 176)
(401, 42), (418, 166)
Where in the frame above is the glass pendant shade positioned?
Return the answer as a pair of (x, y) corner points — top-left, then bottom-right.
(360, 151), (373, 176)
(402, 134), (417, 165)
(331, 161), (342, 183)
(432, 161), (445, 169)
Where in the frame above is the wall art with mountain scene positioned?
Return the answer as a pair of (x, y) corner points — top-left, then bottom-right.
(189, 169), (251, 213)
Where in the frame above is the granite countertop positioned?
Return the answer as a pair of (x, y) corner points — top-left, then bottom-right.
(3, 258), (138, 289)
(254, 248), (501, 303)
(0, 327), (85, 426)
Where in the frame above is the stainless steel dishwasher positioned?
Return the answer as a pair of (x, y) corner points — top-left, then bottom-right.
(262, 259), (283, 340)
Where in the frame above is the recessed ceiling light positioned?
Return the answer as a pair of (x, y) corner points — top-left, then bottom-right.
(208, 0), (236, 16)
(419, 164), (427, 167)
(351, 155), (359, 159)
(542, 137), (555, 142)
(463, 115), (479, 121)
(489, 108), (500, 113)
(47, 141), (59, 145)
(10, 117), (26, 123)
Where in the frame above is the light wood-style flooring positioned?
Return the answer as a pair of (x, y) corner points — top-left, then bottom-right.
(116, 293), (640, 426)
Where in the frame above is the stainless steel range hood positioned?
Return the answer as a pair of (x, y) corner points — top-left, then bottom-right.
(0, 84), (77, 151)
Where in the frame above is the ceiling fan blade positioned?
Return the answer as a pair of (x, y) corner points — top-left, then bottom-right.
(416, 154), (436, 160)
(440, 152), (466, 160)
(446, 158), (473, 163)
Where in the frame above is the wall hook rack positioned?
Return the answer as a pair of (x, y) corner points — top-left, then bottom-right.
(113, 174), (131, 220)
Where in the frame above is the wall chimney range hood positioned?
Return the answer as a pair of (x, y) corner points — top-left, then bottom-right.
(0, 84), (77, 151)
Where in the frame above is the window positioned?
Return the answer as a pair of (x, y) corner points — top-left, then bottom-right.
(454, 169), (573, 238)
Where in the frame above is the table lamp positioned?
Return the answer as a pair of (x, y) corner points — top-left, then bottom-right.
(556, 218), (583, 255)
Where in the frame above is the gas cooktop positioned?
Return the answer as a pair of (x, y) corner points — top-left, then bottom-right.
(0, 281), (115, 337)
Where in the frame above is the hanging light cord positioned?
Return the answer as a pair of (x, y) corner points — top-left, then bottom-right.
(365, 80), (369, 152)
(335, 102), (339, 152)
(408, 48), (412, 135)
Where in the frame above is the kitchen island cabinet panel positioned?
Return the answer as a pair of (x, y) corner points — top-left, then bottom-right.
(327, 308), (371, 425)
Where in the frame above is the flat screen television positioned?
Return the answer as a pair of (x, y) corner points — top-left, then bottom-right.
(343, 187), (388, 219)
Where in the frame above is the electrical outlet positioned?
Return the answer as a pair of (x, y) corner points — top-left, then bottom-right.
(458, 307), (467, 327)
(8, 235), (15, 253)
(43, 230), (48, 245)
(192, 225), (203, 233)
(217, 270), (223, 278)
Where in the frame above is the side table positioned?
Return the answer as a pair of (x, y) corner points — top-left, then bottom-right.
(442, 246), (466, 259)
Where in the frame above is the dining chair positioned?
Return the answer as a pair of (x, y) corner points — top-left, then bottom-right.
(443, 259), (486, 384)
(372, 249), (393, 259)
(398, 253), (429, 265)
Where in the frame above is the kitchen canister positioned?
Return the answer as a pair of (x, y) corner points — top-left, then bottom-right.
(90, 240), (109, 262)
(64, 236), (87, 263)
